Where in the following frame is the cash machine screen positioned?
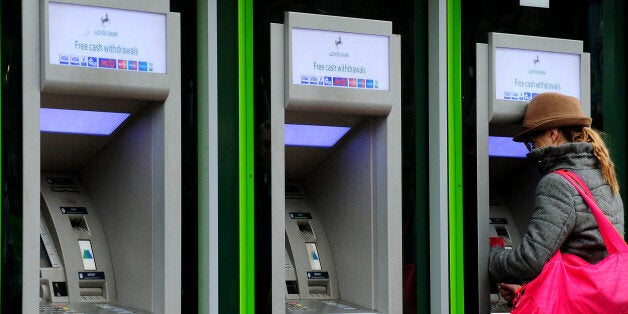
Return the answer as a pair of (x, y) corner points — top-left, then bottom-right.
(291, 28), (390, 91)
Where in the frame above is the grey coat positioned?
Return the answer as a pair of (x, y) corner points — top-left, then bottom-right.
(489, 142), (625, 283)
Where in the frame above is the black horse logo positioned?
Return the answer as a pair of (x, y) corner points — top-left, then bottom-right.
(533, 55), (540, 66)
(335, 37), (342, 49)
(101, 14), (110, 27)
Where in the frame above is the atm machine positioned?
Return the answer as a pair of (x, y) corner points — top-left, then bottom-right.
(23, 0), (181, 313)
(270, 12), (402, 313)
(476, 33), (590, 313)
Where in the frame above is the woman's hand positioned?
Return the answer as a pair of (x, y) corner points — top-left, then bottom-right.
(498, 283), (521, 304)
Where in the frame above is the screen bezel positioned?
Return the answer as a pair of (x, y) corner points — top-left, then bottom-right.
(285, 11), (398, 116)
(41, 0), (170, 100)
(488, 32), (591, 123)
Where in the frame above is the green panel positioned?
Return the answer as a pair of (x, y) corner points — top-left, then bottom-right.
(217, 0), (241, 312)
(238, 0), (255, 312)
(414, 0), (430, 312)
(447, 0), (464, 312)
(603, 0), (627, 236)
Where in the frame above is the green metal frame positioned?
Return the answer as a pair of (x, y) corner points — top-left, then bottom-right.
(212, 0), (242, 312)
(414, 0), (430, 312)
(447, 0), (464, 312)
(238, 0), (255, 312)
(603, 0), (627, 232)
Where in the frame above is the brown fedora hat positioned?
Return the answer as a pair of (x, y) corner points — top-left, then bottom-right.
(513, 92), (592, 142)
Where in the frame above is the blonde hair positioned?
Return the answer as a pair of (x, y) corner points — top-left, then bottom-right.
(562, 126), (620, 194)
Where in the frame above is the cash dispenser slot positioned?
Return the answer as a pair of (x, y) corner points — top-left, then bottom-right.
(78, 271), (107, 302)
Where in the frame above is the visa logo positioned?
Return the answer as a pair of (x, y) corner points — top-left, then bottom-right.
(504, 91), (512, 99)
(118, 60), (128, 70)
(99, 58), (117, 69)
(128, 61), (138, 70)
(301, 74), (309, 84)
(309, 75), (318, 84)
(139, 61), (148, 72)
(88, 57), (98, 67)
(59, 54), (70, 64)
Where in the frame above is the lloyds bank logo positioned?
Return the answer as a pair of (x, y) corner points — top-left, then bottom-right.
(101, 13), (110, 27)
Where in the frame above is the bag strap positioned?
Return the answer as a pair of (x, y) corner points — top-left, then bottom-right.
(553, 169), (628, 254)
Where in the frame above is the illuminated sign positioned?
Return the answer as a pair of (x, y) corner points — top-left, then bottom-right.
(494, 47), (581, 101)
(291, 28), (389, 91)
(48, 2), (167, 73)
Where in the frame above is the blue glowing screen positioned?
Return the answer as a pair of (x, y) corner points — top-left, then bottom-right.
(284, 124), (351, 147)
(488, 136), (528, 158)
(40, 108), (130, 136)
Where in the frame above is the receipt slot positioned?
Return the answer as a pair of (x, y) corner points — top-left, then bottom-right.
(475, 33), (590, 313)
(22, 0), (181, 313)
(270, 12), (402, 313)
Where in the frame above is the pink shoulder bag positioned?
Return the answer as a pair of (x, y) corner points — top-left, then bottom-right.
(511, 169), (628, 313)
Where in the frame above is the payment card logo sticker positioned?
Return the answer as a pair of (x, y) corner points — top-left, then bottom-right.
(324, 77), (333, 86)
(59, 54), (70, 65)
(128, 61), (138, 70)
(88, 57), (98, 67)
(118, 60), (128, 70)
(512, 92), (521, 100)
(70, 55), (81, 66)
(357, 79), (365, 88)
(301, 74), (309, 84)
(138, 61), (148, 72)
(349, 78), (357, 87)
(333, 77), (348, 87)
(99, 58), (117, 69)
(366, 79), (374, 89)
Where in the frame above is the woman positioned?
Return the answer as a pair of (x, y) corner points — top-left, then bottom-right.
(488, 92), (625, 302)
